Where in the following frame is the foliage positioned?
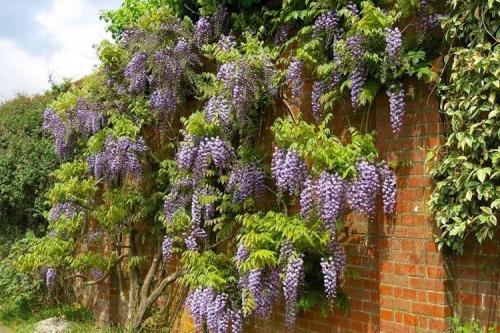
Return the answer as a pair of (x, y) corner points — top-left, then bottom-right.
(0, 232), (46, 323)
(428, 0), (499, 254)
(448, 316), (498, 333)
(0, 94), (59, 231)
(272, 115), (378, 178)
(18, 0), (445, 331)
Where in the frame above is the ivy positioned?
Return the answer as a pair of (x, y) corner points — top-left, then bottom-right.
(428, 0), (499, 253)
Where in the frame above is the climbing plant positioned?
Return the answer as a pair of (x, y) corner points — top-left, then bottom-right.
(428, 0), (499, 254)
(17, 0), (443, 332)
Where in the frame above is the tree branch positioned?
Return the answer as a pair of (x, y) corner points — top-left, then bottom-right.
(66, 254), (128, 286)
(139, 246), (162, 304)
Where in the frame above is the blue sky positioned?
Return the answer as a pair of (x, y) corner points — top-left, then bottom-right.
(0, 0), (122, 100)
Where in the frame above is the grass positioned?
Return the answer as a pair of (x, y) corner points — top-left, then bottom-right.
(0, 304), (123, 333)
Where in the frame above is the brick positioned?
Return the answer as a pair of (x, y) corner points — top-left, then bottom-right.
(394, 263), (417, 276)
(380, 262), (394, 273)
(426, 266), (445, 279)
(380, 284), (394, 296)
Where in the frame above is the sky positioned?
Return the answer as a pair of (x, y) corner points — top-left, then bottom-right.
(0, 0), (122, 101)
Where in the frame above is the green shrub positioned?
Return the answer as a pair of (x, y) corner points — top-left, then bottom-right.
(448, 317), (498, 333)
(0, 93), (59, 233)
(0, 232), (46, 322)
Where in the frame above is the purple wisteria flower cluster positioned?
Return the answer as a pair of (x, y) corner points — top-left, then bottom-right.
(191, 186), (216, 227)
(347, 159), (380, 220)
(316, 171), (347, 232)
(349, 64), (366, 110)
(283, 256), (304, 328)
(286, 59), (305, 106)
(321, 241), (347, 302)
(195, 5), (227, 48)
(149, 40), (200, 119)
(387, 83), (406, 136)
(87, 136), (147, 182)
(217, 34), (237, 51)
(185, 287), (242, 333)
(163, 177), (194, 223)
(162, 235), (173, 261)
(124, 52), (148, 94)
(378, 162), (397, 214)
(216, 60), (268, 124)
(274, 24), (292, 46)
(75, 98), (106, 137)
(236, 246), (281, 320)
(226, 163), (265, 203)
(346, 1), (360, 18)
(271, 147), (307, 196)
(385, 27), (403, 62)
(299, 172), (346, 233)
(346, 35), (366, 110)
(45, 268), (57, 289)
(43, 108), (73, 157)
(48, 202), (80, 221)
(244, 269), (280, 319)
(184, 226), (207, 252)
(298, 159), (397, 226)
(417, 0), (441, 32)
(204, 95), (233, 134)
(313, 11), (342, 43)
(177, 136), (235, 179)
(311, 81), (328, 121)
(43, 100), (106, 157)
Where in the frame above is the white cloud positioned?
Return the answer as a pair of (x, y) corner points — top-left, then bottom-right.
(0, 0), (118, 101)
(0, 38), (49, 100)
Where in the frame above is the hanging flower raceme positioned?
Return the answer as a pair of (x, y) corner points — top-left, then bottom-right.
(45, 268), (57, 289)
(164, 177), (194, 223)
(87, 136), (147, 182)
(204, 95), (233, 135)
(417, 0), (441, 32)
(216, 60), (265, 124)
(124, 52), (148, 94)
(286, 59), (305, 106)
(283, 256), (304, 328)
(226, 163), (265, 203)
(185, 288), (240, 333)
(321, 241), (346, 302)
(43, 108), (72, 157)
(162, 235), (173, 261)
(347, 159), (380, 219)
(385, 27), (403, 62)
(387, 83), (406, 136)
(48, 202), (80, 221)
(217, 34), (237, 51)
(195, 17), (212, 48)
(271, 148), (307, 196)
(181, 136), (235, 179)
(311, 80), (328, 121)
(378, 162), (397, 214)
(274, 24), (292, 46)
(316, 171), (346, 233)
(313, 11), (341, 42)
(75, 98), (106, 137)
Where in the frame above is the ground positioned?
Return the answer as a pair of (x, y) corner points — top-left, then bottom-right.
(0, 325), (14, 333)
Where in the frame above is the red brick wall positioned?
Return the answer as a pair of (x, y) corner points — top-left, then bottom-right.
(84, 81), (499, 332)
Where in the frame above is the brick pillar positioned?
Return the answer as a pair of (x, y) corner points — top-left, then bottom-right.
(376, 83), (451, 332)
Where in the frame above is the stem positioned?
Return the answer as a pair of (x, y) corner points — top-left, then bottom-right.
(127, 227), (141, 322)
(129, 270), (185, 332)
